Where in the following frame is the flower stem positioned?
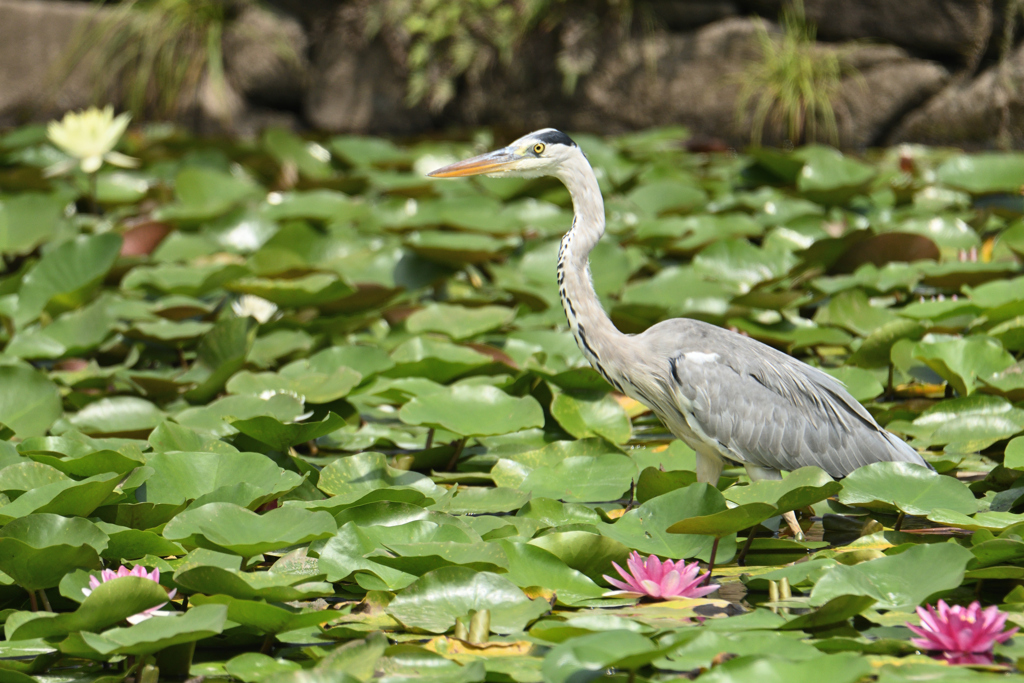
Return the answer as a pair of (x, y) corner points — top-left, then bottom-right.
(88, 172), (99, 215)
(736, 529), (758, 567)
(706, 537), (721, 581)
(27, 589), (37, 612)
(445, 437), (467, 471)
(127, 654), (148, 683)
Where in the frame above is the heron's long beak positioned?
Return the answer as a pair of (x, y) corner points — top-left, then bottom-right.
(428, 148), (519, 178)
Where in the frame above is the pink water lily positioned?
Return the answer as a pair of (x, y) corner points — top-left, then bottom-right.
(602, 551), (719, 600)
(907, 600), (1018, 664)
(82, 565), (177, 624)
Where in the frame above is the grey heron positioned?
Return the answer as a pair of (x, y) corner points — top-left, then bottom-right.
(429, 128), (930, 549)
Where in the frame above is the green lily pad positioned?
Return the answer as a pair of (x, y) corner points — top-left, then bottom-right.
(64, 604), (228, 657)
(385, 566), (550, 634)
(405, 303), (515, 340)
(263, 128), (333, 180)
(0, 366), (63, 438)
(0, 192), (65, 257)
(96, 522), (185, 561)
(387, 338), (494, 383)
(26, 449), (145, 478)
(541, 630), (669, 683)
(911, 335), (1015, 396)
(899, 394), (1024, 451)
(666, 502), (778, 538)
(8, 577), (171, 640)
(174, 393), (306, 437)
(173, 565), (333, 601)
(399, 384), (544, 437)
(597, 484), (726, 561)
(795, 146), (875, 204)
(190, 593), (337, 634)
(848, 319), (926, 368)
(695, 652), (871, 683)
(926, 509), (1024, 532)
(838, 461), (978, 516)
(0, 514), (108, 590)
(180, 318), (258, 404)
(317, 451), (441, 502)
(63, 397), (164, 438)
(143, 451), (303, 508)
(809, 542), (974, 610)
(935, 153), (1024, 194)
(224, 652), (302, 683)
(231, 412), (350, 452)
(528, 530), (631, 586)
(162, 503), (337, 558)
(498, 540), (606, 605)
(229, 363), (362, 405)
(550, 389), (632, 444)
(723, 467), (841, 513)
(0, 471), (121, 524)
(157, 166), (260, 221)
(0, 462), (68, 494)
(16, 233), (122, 325)
(505, 454), (638, 501)
(626, 179), (707, 216)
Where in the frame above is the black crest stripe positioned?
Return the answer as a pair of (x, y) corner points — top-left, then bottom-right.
(535, 129), (577, 147)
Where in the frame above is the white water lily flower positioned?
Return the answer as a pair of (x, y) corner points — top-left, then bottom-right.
(232, 294), (278, 323)
(46, 105), (138, 176)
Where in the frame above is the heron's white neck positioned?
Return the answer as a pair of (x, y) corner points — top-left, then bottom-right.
(555, 149), (627, 381)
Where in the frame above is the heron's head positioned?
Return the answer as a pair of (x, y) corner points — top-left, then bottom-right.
(428, 128), (579, 180)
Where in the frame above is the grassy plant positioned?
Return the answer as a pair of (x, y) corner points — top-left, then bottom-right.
(365, 0), (633, 111)
(55, 0), (236, 121)
(997, 0), (1024, 149)
(735, 0), (847, 146)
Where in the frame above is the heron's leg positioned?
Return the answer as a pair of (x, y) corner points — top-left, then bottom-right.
(744, 464), (804, 540)
(695, 450), (724, 487)
(694, 450), (725, 578)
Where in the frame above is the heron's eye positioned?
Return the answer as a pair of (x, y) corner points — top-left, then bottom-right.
(533, 143), (545, 155)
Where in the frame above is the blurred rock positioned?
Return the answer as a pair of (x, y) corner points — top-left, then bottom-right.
(574, 18), (763, 141)
(0, 0), (98, 126)
(647, 0), (740, 31)
(223, 4), (309, 108)
(305, 11), (431, 134)
(739, 0), (992, 62)
(836, 45), (950, 148)
(890, 44), (1024, 147)
(574, 19), (947, 148)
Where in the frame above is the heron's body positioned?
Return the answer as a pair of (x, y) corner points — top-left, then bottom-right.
(430, 128), (930, 532)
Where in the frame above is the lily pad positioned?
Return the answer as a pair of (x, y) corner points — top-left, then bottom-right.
(385, 567), (550, 634)
(809, 542), (974, 610)
(9, 576), (171, 640)
(0, 366), (63, 438)
(838, 461), (978, 516)
(173, 565), (334, 602)
(399, 384), (544, 437)
(0, 514), (108, 590)
(162, 503), (337, 558)
(65, 604), (228, 657)
(317, 451), (442, 502)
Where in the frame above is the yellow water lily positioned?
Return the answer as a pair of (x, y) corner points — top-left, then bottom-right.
(45, 105), (138, 176)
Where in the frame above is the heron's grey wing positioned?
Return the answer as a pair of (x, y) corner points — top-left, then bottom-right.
(648, 327), (926, 477)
